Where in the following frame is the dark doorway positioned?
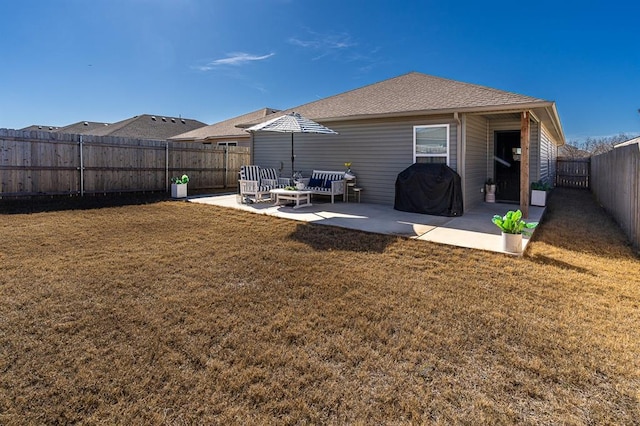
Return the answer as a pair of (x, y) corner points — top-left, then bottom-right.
(494, 131), (520, 203)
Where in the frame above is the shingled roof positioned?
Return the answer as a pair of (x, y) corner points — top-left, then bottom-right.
(170, 108), (280, 141)
(20, 124), (60, 132)
(55, 121), (111, 134)
(87, 114), (207, 139)
(241, 72), (554, 125)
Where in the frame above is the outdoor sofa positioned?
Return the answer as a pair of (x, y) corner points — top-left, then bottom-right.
(301, 170), (346, 203)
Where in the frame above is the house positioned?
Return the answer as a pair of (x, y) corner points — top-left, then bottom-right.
(241, 72), (565, 213)
(169, 108), (280, 148)
(615, 136), (640, 148)
(20, 124), (60, 132)
(54, 121), (111, 134)
(22, 115), (208, 140)
(558, 144), (590, 159)
(84, 114), (207, 140)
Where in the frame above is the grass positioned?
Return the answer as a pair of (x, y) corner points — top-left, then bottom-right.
(0, 188), (638, 424)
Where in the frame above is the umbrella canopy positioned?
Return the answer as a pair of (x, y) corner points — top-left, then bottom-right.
(246, 112), (338, 176)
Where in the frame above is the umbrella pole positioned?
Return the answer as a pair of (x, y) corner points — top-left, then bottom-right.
(291, 133), (295, 177)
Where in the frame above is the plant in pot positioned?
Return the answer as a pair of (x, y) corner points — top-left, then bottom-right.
(491, 209), (538, 253)
(171, 174), (189, 198)
(531, 180), (551, 207)
(485, 178), (496, 203)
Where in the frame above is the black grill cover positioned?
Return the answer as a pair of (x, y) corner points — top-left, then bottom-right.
(394, 163), (463, 216)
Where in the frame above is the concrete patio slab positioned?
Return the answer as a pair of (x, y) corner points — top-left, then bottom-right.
(188, 193), (545, 255)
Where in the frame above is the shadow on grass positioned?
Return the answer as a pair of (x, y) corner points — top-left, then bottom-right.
(288, 222), (399, 253)
(0, 193), (171, 214)
(0, 189), (231, 214)
(528, 253), (597, 276)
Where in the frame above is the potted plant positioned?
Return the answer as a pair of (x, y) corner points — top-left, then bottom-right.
(531, 180), (551, 207)
(171, 174), (189, 198)
(485, 178), (496, 203)
(344, 162), (355, 179)
(491, 209), (538, 253)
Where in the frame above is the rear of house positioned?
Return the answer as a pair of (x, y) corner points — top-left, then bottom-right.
(245, 72), (564, 211)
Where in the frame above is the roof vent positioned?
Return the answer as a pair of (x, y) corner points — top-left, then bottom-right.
(104, 123), (109, 126)
(84, 122), (89, 126)
(161, 117), (167, 122)
(181, 119), (186, 124)
(171, 118), (176, 123)
(151, 116), (156, 121)
(38, 126), (42, 129)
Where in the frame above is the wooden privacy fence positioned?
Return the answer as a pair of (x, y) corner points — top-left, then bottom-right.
(591, 143), (640, 252)
(0, 129), (250, 197)
(556, 158), (590, 189)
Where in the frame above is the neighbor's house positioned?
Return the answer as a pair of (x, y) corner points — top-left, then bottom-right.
(21, 115), (207, 140)
(240, 72), (565, 212)
(169, 108), (280, 148)
(615, 136), (640, 148)
(85, 114), (207, 139)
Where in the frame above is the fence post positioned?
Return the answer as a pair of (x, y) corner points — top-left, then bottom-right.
(165, 141), (169, 192)
(224, 146), (229, 188)
(79, 135), (84, 197)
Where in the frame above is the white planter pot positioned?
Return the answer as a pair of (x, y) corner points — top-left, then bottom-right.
(171, 183), (187, 198)
(502, 232), (523, 253)
(531, 190), (547, 207)
(485, 184), (496, 203)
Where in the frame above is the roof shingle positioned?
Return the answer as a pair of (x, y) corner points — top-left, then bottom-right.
(241, 72), (550, 125)
(170, 108), (280, 141)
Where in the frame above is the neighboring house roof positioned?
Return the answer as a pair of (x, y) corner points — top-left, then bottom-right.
(615, 136), (640, 148)
(86, 114), (207, 139)
(558, 144), (590, 158)
(20, 125), (60, 131)
(239, 71), (565, 143)
(169, 108), (280, 141)
(55, 121), (111, 134)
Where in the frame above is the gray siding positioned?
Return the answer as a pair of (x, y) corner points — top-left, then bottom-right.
(540, 124), (557, 185)
(252, 115), (457, 205)
(464, 114), (489, 208)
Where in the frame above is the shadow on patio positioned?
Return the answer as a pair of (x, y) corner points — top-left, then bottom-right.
(188, 193), (545, 255)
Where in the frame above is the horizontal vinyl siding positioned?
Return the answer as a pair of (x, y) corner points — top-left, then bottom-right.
(540, 124), (557, 185)
(253, 115), (457, 205)
(464, 114), (489, 208)
(530, 120), (541, 182)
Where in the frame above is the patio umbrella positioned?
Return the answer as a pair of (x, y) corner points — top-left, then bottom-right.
(246, 112), (338, 176)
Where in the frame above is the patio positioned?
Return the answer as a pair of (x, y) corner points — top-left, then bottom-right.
(189, 194), (546, 254)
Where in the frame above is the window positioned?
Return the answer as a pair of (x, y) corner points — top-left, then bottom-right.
(413, 124), (449, 164)
(217, 141), (238, 147)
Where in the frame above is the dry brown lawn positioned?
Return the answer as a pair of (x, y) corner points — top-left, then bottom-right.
(1, 189), (638, 425)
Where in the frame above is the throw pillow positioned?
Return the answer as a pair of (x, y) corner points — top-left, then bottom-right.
(323, 179), (333, 189)
(308, 177), (324, 188)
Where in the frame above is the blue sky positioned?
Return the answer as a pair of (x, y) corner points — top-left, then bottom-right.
(1, 0), (639, 142)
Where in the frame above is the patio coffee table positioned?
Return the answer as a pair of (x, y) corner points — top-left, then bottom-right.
(270, 188), (313, 209)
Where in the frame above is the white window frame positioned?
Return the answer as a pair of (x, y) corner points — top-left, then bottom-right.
(413, 124), (450, 165)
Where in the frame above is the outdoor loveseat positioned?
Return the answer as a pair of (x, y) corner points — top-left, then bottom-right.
(239, 165), (290, 203)
(301, 170), (346, 203)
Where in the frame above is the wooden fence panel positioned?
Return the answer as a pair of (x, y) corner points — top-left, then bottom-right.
(0, 131), (80, 196)
(556, 158), (590, 189)
(0, 129), (251, 198)
(591, 143), (640, 252)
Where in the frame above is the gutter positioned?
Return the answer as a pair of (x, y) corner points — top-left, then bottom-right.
(234, 101), (556, 129)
